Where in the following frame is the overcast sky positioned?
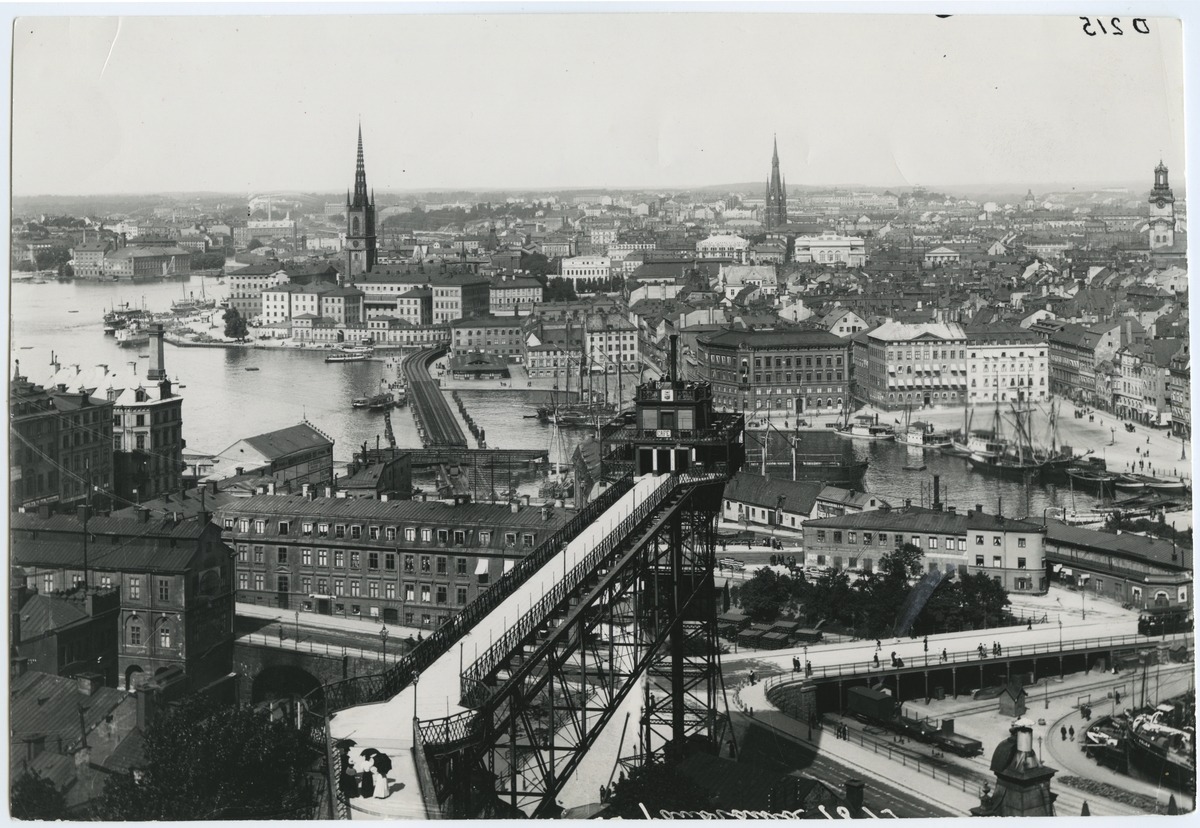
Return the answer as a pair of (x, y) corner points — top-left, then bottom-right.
(10, 12), (1187, 195)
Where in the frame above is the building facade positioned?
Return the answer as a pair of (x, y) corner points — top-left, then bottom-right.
(697, 328), (851, 416)
(802, 504), (1047, 594)
(793, 232), (866, 267)
(696, 234), (750, 263)
(1168, 344), (1190, 439)
(1044, 521), (1190, 610)
(560, 255), (612, 287)
(450, 315), (526, 362)
(854, 321), (968, 410)
(489, 273), (544, 316)
(9, 373), (116, 513)
(227, 262), (287, 320)
(216, 495), (571, 626)
(965, 326), (1048, 406)
(11, 511), (235, 693)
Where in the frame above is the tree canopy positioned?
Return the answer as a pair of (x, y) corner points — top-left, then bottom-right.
(11, 770), (70, 820)
(223, 307), (249, 340)
(92, 695), (318, 820)
(544, 276), (578, 302)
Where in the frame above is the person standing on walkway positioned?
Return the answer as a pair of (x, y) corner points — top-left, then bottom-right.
(1061, 726), (1067, 741)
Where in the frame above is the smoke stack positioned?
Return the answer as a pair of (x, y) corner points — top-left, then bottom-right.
(669, 333), (679, 382)
(933, 475), (941, 510)
(146, 323), (167, 382)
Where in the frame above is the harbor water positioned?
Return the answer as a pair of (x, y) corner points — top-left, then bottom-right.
(11, 276), (1104, 519)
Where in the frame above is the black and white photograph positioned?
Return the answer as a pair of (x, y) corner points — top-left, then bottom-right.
(6, 7), (1195, 820)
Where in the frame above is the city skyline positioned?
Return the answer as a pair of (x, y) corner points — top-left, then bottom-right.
(11, 13), (1187, 196)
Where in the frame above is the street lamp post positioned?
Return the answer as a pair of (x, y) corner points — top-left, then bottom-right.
(1037, 735), (1043, 763)
(380, 626), (389, 663)
(1058, 619), (1062, 651)
(295, 610), (300, 644)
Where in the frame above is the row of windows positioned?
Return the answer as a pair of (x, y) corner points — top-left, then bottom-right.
(887, 349), (965, 361)
(813, 529), (1031, 550)
(225, 518), (535, 547)
(754, 372), (843, 384)
(239, 573), (472, 604)
(237, 547), (503, 576)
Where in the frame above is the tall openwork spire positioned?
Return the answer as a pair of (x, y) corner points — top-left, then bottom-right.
(764, 135), (787, 232)
(351, 123), (370, 209)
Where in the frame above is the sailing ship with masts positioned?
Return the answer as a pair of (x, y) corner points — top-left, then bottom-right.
(965, 398), (1073, 482)
(534, 318), (618, 429)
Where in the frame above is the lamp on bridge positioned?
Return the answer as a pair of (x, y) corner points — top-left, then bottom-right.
(380, 625), (389, 663)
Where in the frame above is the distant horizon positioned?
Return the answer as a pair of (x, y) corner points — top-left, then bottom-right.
(11, 178), (1181, 204)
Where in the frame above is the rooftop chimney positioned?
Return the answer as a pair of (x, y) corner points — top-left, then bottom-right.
(146, 323), (167, 382)
(844, 780), (865, 815)
(207, 479), (218, 496)
(669, 334), (679, 382)
(136, 507), (150, 524)
(932, 475), (941, 510)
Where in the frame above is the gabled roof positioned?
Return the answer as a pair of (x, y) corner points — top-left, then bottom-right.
(240, 422), (334, 460)
(723, 472), (824, 515)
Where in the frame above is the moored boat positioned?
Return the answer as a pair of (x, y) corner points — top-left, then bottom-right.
(836, 415), (894, 441)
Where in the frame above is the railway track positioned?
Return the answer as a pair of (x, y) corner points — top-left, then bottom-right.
(402, 346), (468, 448)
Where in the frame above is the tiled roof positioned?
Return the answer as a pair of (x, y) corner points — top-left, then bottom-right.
(10, 511), (207, 540)
(12, 536), (204, 573)
(805, 505), (1044, 534)
(723, 472), (824, 514)
(16, 593), (92, 639)
(699, 328), (846, 349)
(241, 422), (334, 459)
(10, 672), (128, 748)
(1044, 519), (1186, 571)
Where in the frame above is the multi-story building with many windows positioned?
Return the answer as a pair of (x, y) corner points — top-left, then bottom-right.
(1168, 343), (1190, 439)
(697, 328), (851, 416)
(489, 273), (544, 316)
(802, 503), (1047, 594)
(853, 321), (968, 411)
(450, 315), (526, 362)
(216, 495), (572, 626)
(11, 510), (235, 693)
(9, 372), (115, 512)
(965, 325), (1048, 406)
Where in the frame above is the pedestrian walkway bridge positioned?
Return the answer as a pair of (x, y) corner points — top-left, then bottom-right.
(309, 469), (730, 819)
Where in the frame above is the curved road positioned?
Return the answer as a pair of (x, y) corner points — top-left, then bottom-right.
(402, 346), (467, 448)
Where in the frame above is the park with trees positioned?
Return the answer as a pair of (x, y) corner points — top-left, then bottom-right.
(730, 544), (1012, 639)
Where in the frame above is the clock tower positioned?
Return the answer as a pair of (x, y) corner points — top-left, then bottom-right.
(345, 125), (377, 280)
(1148, 161), (1175, 250)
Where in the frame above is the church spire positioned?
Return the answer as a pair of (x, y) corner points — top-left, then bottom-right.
(352, 123), (369, 209)
(765, 135), (786, 232)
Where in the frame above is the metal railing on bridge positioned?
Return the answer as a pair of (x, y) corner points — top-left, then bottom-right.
(310, 474), (635, 716)
(238, 631), (407, 664)
(762, 631), (1193, 690)
(459, 474), (677, 705)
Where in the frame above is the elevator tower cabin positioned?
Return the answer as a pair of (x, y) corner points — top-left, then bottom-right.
(601, 335), (746, 477)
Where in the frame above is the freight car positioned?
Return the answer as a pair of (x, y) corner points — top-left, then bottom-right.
(846, 686), (984, 757)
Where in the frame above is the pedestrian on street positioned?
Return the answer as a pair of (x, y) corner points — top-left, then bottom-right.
(1061, 726), (1067, 741)
(942, 648), (948, 662)
(876, 639), (882, 651)
(923, 636), (929, 652)
(1069, 726), (1075, 741)
(873, 653), (880, 668)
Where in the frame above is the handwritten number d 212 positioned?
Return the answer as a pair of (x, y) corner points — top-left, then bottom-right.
(1081, 17), (1149, 36)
